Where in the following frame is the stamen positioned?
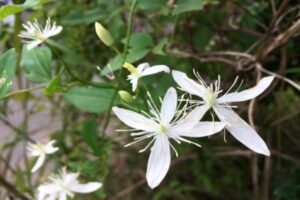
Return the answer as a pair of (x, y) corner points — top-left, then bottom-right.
(224, 76), (239, 95)
(169, 142), (179, 157)
(223, 129), (227, 143)
(178, 136), (202, 148)
(235, 79), (244, 92)
(138, 138), (156, 153)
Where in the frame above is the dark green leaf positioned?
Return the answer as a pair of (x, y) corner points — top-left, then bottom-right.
(0, 0), (51, 21)
(172, 0), (204, 15)
(82, 118), (101, 156)
(62, 8), (109, 25)
(153, 38), (168, 55)
(63, 86), (118, 113)
(21, 46), (52, 83)
(0, 49), (17, 98)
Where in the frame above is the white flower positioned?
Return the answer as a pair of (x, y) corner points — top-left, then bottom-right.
(113, 87), (225, 188)
(123, 62), (170, 92)
(19, 18), (62, 50)
(37, 167), (102, 200)
(172, 70), (275, 156)
(27, 140), (59, 173)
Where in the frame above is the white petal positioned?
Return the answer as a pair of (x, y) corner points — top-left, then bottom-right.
(171, 105), (210, 133)
(146, 135), (171, 189)
(63, 173), (78, 185)
(26, 40), (42, 50)
(214, 106), (270, 156)
(172, 70), (206, 99)
(112, 107), (157, 132)
(31, 154), (46, 173)
(160, 87), (177, 124)
(129, 76), (139, 92)
(179, 122), (226, 137)
(70, 182), (102, 193)
(46, 26), (63, 38)
(217, 76), (275, 103)
(45, 140), (59, 154)
(137, 63), (150, 73)
(59, 193), (67, 200)
(141, 65), (170, 77)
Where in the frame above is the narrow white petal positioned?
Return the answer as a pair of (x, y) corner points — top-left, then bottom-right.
(112, 107), (157, 132)
(137, 63), (150, 73)
(59, 193), (67, 200)
(178, 122), (226, 137)
(146, 135), (171, 189)
(31, 154), (46, 173)
(160, 87), (177, 124)
(141, 65), (170, 77)
(26, 40), (42, 50)
(214, 106), (270, 156)
(130, 77), (139, 92)
(46, 26), (63, 38)
(217, 76), (275, 103)
(171, 105), (210, 133)
(46, 146), (59, 154)
(70, 182), (102, 193)
(172, 70), (206, 99)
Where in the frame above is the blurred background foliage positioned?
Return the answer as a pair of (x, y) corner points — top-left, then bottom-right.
(0, 0), (300, 199)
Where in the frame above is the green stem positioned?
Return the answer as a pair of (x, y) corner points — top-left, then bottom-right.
(102, 0), (138, 133)
(0, 85), (46, 100)
(45, 43), (116, 89)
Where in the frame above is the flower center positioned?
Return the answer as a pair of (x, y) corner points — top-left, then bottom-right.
(206, 88), (218, 107)
(159, 123), (169, 134)
(31, 31), (45, 41)
(33, 144), (46, 153)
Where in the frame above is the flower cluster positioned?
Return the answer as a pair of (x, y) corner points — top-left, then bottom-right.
(113, 64), (274, 188)
(19, 18), (275, 196)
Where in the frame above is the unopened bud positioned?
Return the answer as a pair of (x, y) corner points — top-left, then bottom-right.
(118, 90), (133, 103)
(95, 22), (114, 46)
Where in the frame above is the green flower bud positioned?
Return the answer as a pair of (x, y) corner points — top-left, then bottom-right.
(95, 22), (114, 46)
(118, 90), (133, 103)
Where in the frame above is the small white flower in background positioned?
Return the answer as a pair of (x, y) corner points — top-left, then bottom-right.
(123, 62), (170, 92)
(27, 140), (59, 173)
(172, 70), (275, 156)
(19, 18), (62, 50)
(113, 87), (225, 188)
(37, 167), (102, 200)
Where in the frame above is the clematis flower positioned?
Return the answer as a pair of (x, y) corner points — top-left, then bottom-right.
(37, 167), (102, 200)
(113, 87), (225, 188)
(19, 18), (62, 50)
(123, 62), (170, 92)
(172, 70), (275, 156)
(27, 140), (59, 173)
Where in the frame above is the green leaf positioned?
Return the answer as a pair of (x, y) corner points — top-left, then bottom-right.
(82, 119), (101, 156)
(153, 38), (168, 55)
(126, 33), (154, 49)
(139, 0), (165, 10)
(43, 75), (62, 96)
(62, 8), (109, 25)
(126, 47), (149, 63)
(0, 49), (17, 98)
(63, 86), (118, 113)
(172, 0), (204, 15)
(0, 0), (51, 21)
(21, 46), (52, 83)
(100, 55), (123, 76)
(193, 26), (212, 50)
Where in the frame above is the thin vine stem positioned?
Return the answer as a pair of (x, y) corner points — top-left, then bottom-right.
(102, 0), (138, 134)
